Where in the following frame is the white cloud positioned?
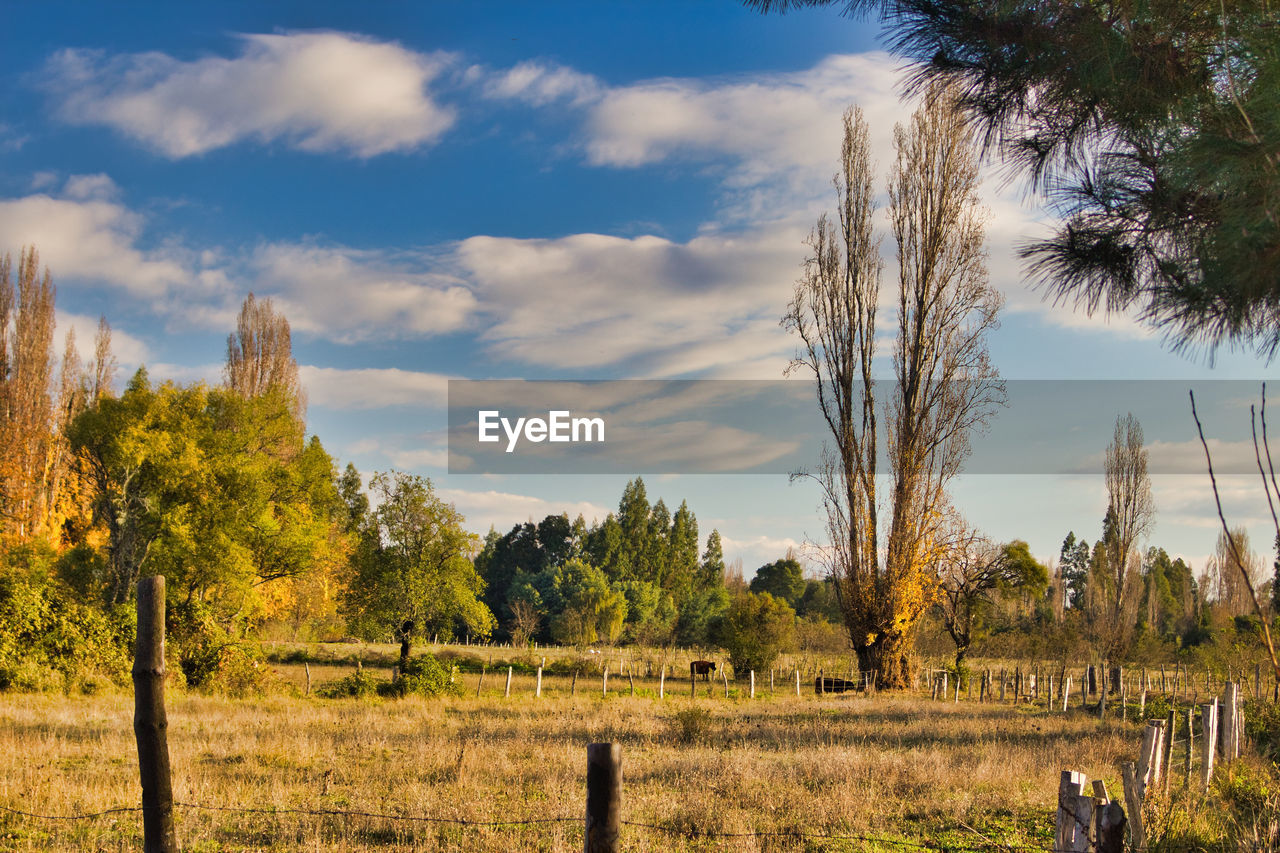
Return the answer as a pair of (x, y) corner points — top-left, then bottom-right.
(435, 487), (610, 533)
(42, 32), (457, 158)
(456, 226), (805, 376)
(254, 243), (477, 343)
(55, 311), (150, 366)
(62, 173), (120, 201)
(0, 193), (194, 297)
(584, 54), (903, 202)
(482, 60), (601, 106)
(299, 365), (452, 409)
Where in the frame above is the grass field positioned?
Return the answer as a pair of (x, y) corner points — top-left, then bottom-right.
(0, 649), (1147, 852)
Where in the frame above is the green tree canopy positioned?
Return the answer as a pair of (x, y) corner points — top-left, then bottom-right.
(714, 590), (796, 675)
(343, 471), (494, 667)
(749, 556), (806, 606)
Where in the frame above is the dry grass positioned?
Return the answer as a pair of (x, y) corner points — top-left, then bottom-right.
(0, 669), (1144, 852)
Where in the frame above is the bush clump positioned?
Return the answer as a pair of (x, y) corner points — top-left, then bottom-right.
(381, 654), (460, 698)
(0, 569), (132, 692)
(317, 667), (380, 699)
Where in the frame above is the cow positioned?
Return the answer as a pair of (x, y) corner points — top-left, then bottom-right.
(690, 660), (717, 681)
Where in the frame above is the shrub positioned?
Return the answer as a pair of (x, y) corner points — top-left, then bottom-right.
(317, 667), (380, 699)
(669, 707), (712, 744)
(0, 572), (131, 692)
(380, 654), (460, 698)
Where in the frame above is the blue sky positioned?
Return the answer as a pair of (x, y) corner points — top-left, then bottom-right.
(1, 2), (1276, 582)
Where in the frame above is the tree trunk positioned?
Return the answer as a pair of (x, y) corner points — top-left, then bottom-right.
(856, 632), (913, 690)
(399, 619), (414, 672)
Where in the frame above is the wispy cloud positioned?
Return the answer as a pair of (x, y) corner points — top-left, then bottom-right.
(40, 32), (457, 158)
(299, 365), (452, 409)
(253, 243), (476, 342)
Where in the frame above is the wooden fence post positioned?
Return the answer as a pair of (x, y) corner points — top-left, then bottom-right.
(1184, 707), (1194, 785)
(1055, 770), (1088, 852)
(536, 665), (543, 698)
(477, 665), (486, 698)
(722, 667), (729, 698)
(134, 576), (177, 853)
(1095, 782), (1127, 853)
(1200, 701), (1218, 790)
(659, 665), (665, 700)
(794, 668), (801, 698)
(1061, 676), (1071, 712)
(505, 666), (513, 699)
(1121, 761), (1145, 852)
(603, 669), (608, 697)
(584, 743), (622, 853)
(750, 670), (755, 699)
(1220, 682), (1240, 762)
(304, 662), (311, 697)
(1137, 720), (1166, 798)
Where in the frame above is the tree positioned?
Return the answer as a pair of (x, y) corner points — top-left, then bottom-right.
(784, 94), (1003, 689)
(935, 532), (1047, 670)
(750, 0), (1280, 359)
(0, 248), (59, 543)
(225, 293), (304, 420)
(714, 590), (796, 676)
(343, 471), (494, 668)
(1104, 414), (1154, 617)
(749, 554), (806, 606)
(668, 500), (701, 603)
(1209, 527), (1264, 618)
(1058, 532), (1090, 609)
(546, 557), (627, 647)
(68, 370), (344, 611)
(68, 370), (209, 605)
(700, 529), (725, 588)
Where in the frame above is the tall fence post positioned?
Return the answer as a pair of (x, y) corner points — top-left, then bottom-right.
(134, 576), (177, 853)
(750, 670), (755, 699)
(794, 668), (801, 698)
(1200, 701), (1218, 790)
(536, 665), (543, 698)
(505, 666), (513, 699)
(1121, 761), (1145, 852)
(659, 665), (665, 700)
(1220, 682), (1240, 761)
(584, 743), (622, 853)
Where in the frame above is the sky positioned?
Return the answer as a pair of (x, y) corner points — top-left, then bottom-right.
(1, 1), (1276, 581)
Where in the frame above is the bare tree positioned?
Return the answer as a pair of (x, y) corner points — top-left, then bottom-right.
(508, 598), (542, 648)
(785, 90), (1003, 689)
(1208, 527), (1264, 617)
(88, 316), (116, 405)
(1103, 413), (1154, 628)
(1191, 384), (1280, 696)
(225, 292), (304, 419)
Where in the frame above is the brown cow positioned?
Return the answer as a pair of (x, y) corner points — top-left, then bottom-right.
(690, 660), (716, 681)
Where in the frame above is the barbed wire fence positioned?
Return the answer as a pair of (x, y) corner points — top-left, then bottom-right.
(3, 798), (1277, 853)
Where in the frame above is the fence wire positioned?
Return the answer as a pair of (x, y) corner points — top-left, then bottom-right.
(1, 800), (1272, 852)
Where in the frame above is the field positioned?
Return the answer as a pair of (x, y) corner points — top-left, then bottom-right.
(0, 644), (1147, 852)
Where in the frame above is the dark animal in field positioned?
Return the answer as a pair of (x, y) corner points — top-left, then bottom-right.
(690, 660), (716, 681)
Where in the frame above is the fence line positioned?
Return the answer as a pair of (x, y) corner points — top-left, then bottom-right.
(4, 800), (1274, 853)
